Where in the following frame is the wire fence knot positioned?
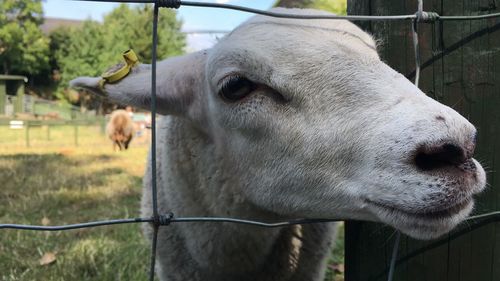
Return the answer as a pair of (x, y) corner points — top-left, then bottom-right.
(154, 212), (174, 226)
(156, 0), (181, 9)
(415, 11), (440, 22)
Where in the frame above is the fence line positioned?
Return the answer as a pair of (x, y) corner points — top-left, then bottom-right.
(2, 1), (500, 281)
(0, 119), (107, 147)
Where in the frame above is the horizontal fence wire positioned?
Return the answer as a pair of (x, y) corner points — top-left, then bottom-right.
(1, 213), (499, 252)
(1, 212), (499, 235)
(3, 1), (500, 281)
(0, 216), (343, 231)
(73, 0), (500, 21)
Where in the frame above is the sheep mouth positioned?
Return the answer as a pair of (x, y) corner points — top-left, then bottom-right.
(365, 198), (472, 221)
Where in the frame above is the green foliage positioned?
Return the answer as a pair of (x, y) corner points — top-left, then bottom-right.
(275, 0), (347, 15)
(54, 21), (106, 88)
(102, 4), (185, 63)
(307, 0), (347, 15)
(48, 27), (73, 72)
(0, 0), (50, 75)
(324, 223), (345, 281)
(53, 4), (185, 108)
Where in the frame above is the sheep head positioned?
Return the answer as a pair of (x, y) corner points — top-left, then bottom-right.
(71, 8), (486, 239)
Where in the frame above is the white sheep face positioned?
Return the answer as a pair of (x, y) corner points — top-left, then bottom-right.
(71, 8), (486, 239)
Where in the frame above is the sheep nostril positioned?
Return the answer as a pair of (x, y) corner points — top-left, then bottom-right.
(414, 143), (467, 171)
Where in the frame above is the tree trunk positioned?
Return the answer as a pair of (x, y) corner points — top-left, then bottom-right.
(3, 61), (9, 75)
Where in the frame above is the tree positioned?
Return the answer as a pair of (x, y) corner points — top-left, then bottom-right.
(48, 27), (73, 75)
(101, 4), (185, 63)
(275, 0), (347, 14)
(0, 0), (49, 75)
(53, 4), (186, 111)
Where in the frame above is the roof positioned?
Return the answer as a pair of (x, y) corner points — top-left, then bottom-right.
(0, 75), (28, 82)
(40, 17), (84, 34)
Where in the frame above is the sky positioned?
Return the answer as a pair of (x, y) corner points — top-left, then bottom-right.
(43, 0), (275, 51)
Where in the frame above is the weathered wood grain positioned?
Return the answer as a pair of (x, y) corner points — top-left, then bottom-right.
(346, 1), (500, 280)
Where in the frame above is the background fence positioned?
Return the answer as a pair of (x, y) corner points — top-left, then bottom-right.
(0, 117), (151, 148)
(2, 1), (500, 281)
(346, 1), (500, 280)
(0, 119), (106, 148)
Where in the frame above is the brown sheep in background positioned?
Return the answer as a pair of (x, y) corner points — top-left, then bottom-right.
(106, 109), (134, 151)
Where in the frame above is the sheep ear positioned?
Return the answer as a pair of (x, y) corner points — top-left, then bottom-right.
(70, 51), (206, 116)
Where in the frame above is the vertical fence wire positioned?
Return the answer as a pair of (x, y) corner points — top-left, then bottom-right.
(387, 232), (402, 281)
(149, 3), (160, 280)
(412, 0), (425, 87)
(411, 20), (421, 87)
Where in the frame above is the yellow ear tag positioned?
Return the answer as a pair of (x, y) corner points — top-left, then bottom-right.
(99, 49), (139, 88)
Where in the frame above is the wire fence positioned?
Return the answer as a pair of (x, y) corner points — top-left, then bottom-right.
(0, 119), (105, 147)
(0, 118), (151, 148)
(1, 1), (500, 281)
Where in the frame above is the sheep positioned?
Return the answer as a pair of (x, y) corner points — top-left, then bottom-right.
(106, 109), (134, 151)
(71, 8), (486, 281)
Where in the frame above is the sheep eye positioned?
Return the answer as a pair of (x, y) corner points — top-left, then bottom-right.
(219, 76), (255, 102)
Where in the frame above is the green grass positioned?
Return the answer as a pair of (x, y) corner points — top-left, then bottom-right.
(0, 131), (151, 281)
(0, 125), (344, 281)
(325, 223), (345, 281)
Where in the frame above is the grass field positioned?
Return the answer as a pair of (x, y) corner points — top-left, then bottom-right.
(0, 125), (344, 281)
(0, 123), (150, 149)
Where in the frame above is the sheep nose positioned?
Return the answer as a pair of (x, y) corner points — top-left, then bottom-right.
(414, 142), (473, 171)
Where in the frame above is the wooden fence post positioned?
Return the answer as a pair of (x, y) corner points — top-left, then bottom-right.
(25, 121), (30, 147)
(346, 1), (500, 280)
(100, 117), (106, 135)
(74, 123), (78, 146)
